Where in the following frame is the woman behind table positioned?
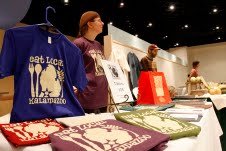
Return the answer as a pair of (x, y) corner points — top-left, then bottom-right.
(73, 11), (108, 114)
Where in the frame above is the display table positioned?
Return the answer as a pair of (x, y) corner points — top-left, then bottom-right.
(0, 105), (223, 151)
(202, 94), (226, 110)
(201, 94), (226, 151)
(166, 105), (222, 151)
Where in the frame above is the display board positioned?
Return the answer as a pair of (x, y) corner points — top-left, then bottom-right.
(101, 59), (134, 104)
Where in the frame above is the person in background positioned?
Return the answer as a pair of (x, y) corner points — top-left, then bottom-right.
(140, 44), (160, 71)
(189, 61), (200, 79)
(186, 74), (190, 82)
(73, 11), (108, 114)
(168, 86), (178, 98)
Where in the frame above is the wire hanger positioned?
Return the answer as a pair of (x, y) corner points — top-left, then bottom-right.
(45, 6), (56, 26)
(38, 6), (61, 34)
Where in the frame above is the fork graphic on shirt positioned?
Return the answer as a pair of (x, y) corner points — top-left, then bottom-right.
(28, 63), (42, 97)
(28, 63), (35, 97)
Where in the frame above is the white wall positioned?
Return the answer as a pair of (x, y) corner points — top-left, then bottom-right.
(168, 46), (189, 65)
(187, 42), (226, 83)
(157, 57), (188, 87)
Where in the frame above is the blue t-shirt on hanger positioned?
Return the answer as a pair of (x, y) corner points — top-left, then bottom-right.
(0, 25), (88, 123)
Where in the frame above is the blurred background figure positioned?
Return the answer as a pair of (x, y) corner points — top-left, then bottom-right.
(168, 86), (178, 98)
(140, 44), (160, 71)
(189, 61), (200, 79)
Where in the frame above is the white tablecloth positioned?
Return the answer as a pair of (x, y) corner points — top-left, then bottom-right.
(202, 94), (226, 110)
(0, 105), (223, 151)
(166, 105), (223, 151)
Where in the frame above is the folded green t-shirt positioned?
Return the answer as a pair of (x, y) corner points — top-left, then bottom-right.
(114, 109), (201, 140)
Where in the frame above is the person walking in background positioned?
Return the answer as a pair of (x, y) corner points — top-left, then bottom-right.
(189, 61), (200, 79)
(73, 11), (108, 114)
(168, 86), (178, 98)
(140, 44), (160, 71)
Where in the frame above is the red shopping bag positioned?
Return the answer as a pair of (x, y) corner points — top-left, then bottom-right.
(137, 71), (172, 105)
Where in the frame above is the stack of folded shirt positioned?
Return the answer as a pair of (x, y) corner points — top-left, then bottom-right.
(0, 118), (64, 147)
(114, 109), (201, 140)
(56, 113), (115, 127)
(49, 119), (170, 151)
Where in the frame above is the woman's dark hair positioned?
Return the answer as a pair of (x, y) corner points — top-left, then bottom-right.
(192, 61), (200, 68)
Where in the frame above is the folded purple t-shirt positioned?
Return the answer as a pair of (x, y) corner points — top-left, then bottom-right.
(49, 119), (170, 151)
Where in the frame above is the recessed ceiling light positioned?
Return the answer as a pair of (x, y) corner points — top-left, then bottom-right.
(148, 23), (152, 27)
(64, 0), (69, 5)
(22, 0), (224, 49)
(163, 35), (168, 39)
(119, 1), (124, 8)
(213, 8), (218, 13)
(169, 5), (175, 10)
(174, 43), (179, 46)
(135, 34), (138, 37)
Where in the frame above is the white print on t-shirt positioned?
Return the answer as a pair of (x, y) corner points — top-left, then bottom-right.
(2, 119), (62, 141)
(54, 120), (152, 151)
(28, 55), (66, 104)
(89, 49), (105, 76)
(121, 110), (199, 134)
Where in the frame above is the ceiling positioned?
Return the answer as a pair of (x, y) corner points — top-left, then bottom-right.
(21, 0), (226, 50)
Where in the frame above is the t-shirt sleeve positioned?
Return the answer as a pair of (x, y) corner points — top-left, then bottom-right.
(0, 30), (16, 78)
(70, 48), (88, 91)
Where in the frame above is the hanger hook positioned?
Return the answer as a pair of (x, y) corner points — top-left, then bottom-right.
(45, 6), (56, 23)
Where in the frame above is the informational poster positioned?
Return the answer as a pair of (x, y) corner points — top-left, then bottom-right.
(101, 59), (134, 103)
